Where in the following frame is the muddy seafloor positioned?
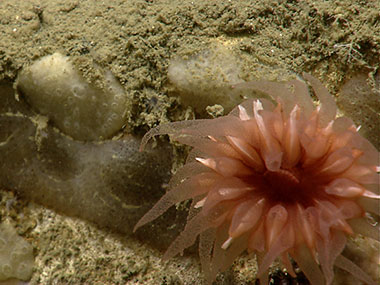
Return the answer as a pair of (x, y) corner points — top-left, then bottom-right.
(0, 0), (379, 284)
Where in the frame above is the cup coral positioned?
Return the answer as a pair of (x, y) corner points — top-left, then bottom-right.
(134, 73), (379, 285)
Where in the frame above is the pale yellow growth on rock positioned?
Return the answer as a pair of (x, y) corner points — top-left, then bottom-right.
(17, 53), (128, 141)
(0, 222), (34, 281)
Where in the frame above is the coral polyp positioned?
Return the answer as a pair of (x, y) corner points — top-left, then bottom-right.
(135, 74), (379, 285)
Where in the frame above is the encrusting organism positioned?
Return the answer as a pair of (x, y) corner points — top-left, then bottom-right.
(134, 73), (379, 285)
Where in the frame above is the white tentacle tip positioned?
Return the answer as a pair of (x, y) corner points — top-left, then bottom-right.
(221, 237), (234, 250)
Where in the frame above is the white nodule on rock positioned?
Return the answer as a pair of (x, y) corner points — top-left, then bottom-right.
(0, 222), (34, 281)
(16, 53), (128, 141)
(168, 45), (245, 115)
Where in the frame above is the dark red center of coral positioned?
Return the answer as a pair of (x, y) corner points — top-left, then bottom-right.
(245, 167), (326, 207)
